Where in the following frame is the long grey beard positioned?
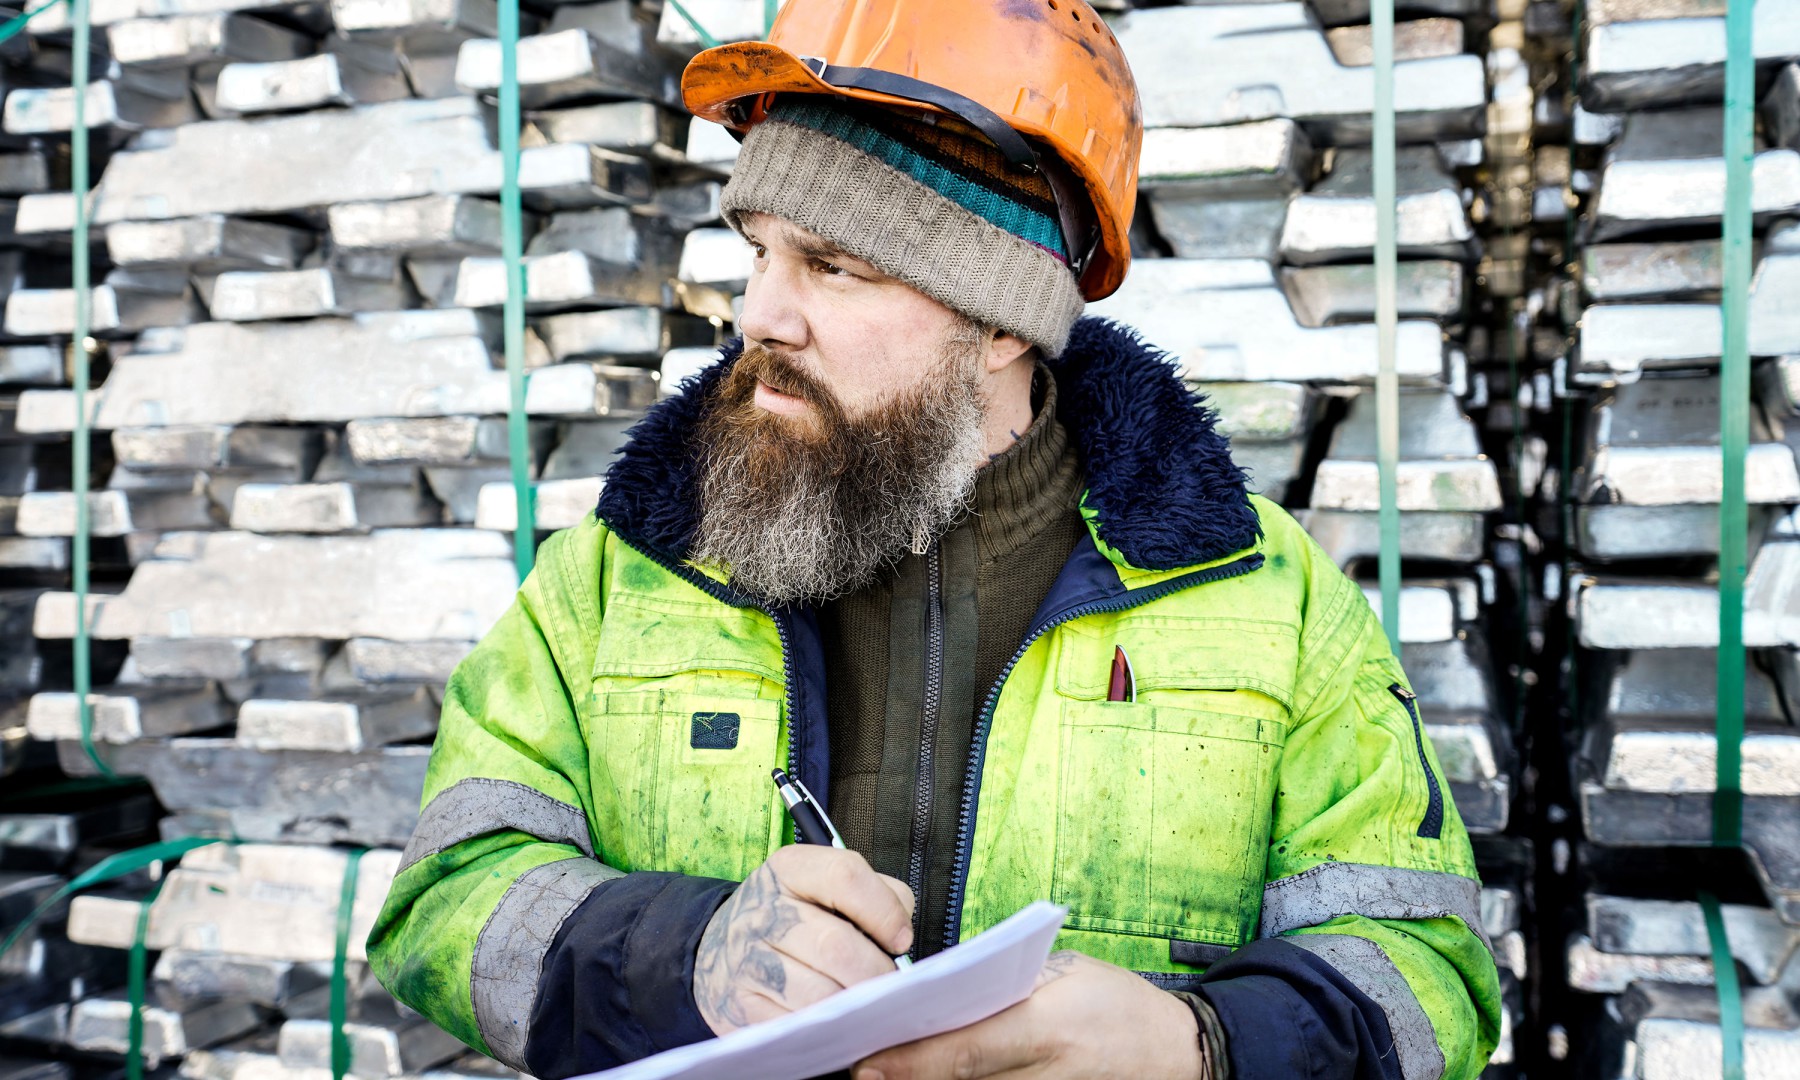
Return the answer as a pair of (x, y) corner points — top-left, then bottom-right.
(690, 331), (989, 607)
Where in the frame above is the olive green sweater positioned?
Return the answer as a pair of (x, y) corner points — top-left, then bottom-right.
(822, 369), (1086, 957)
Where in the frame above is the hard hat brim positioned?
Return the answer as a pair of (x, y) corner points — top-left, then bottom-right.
(682, 42), (925, 129)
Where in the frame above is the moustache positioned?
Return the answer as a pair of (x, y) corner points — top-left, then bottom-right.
(728, 345), (839, 415)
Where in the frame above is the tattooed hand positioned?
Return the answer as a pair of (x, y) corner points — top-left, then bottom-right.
(852, 951), (1209, 1080)
(694, 845), (915, 1036)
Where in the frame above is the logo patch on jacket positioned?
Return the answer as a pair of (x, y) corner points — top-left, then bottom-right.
(690, 712), (741, 750)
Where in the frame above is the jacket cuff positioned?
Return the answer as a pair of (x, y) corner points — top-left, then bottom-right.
(524, 871), (736, 1078)
(1193, 937), (1400, 1080)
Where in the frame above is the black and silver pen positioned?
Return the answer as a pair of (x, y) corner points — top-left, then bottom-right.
(770, 768), (913, 969)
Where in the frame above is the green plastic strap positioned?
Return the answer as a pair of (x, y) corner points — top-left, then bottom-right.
(0, 0), (69, 45)
(665, 0), (722, 49)
(68, 0), (109, 778)
(497, 0), (535, 580)
(1370, 0), (1400, 654)
(1699, 891), (1747, 1080)
(126, 877), (166, 1080)
(765, 0), (778, 36)
(1714, 0), (1755, 848)
(0, 836), (224, 962)
(331, 847), (368, 1080)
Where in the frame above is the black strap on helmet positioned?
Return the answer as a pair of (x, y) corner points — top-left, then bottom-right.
(795, 58), (1102, 280)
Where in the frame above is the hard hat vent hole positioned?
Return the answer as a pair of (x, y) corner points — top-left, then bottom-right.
(1046, 0), (1057, 9)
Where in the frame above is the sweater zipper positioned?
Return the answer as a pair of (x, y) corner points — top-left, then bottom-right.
(614, 537), (803, 781)
(941, 552), (1265, 950)
(1389, 684), (1444, 840)
(905, 541), (944, 954)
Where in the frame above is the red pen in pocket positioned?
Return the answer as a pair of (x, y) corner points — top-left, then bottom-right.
(1107, 645), (1135, 702)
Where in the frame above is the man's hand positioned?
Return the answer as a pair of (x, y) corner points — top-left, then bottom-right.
(694, 845), (915, 1035)
(852, 951), (1207, 1080)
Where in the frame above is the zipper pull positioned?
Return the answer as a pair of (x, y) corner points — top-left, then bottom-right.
(1389, 683), (1416, 702)
(912, 526), (928, 556)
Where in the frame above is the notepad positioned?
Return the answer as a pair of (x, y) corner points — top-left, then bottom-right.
(579, 901), (1068, 1080)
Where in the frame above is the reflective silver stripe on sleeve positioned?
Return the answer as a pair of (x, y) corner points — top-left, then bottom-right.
(1283, 933), (1446, 1080)
(1259, 862), (1492, 953)
(470, 856), (625, 1069)
(399, 777), (595, 873)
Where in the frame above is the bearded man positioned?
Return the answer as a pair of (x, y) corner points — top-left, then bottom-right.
(370, 3), (1502, 1079)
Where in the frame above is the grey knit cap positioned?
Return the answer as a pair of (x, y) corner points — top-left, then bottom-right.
(719, 99), (1087, 357)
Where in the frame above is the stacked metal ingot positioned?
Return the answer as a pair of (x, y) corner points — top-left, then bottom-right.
(1537, 0), (1800, 1073)
(1, 841), (520, 1080)
(0, 2), (733, 1076)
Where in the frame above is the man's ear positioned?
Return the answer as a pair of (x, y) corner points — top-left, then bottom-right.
(985, 329), (1036, 375)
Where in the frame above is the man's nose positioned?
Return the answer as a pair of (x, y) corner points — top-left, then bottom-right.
(737, 258), (810, 354)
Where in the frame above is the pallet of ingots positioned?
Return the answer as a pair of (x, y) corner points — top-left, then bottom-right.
(0, 0), (732, 847)
(1562, 879), (1800, 1078)
(2, 842), (521, 1080)
(0, 774), (162, 1078)
(1566, 609), (1800, 926)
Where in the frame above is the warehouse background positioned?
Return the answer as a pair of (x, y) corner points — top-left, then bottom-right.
(0, 0), (1793, 1077)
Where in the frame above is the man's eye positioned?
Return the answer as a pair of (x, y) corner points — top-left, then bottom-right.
(747, 242), (768, 260)
(811, 258), (850, 277)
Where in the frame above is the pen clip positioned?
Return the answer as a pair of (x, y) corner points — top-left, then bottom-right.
(790, 776), (844, 847)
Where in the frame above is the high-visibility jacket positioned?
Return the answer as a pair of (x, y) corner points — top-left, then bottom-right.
(370, 318), (1503, 1080)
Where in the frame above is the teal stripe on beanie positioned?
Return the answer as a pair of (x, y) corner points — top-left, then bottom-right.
(772, 99), (1069, 260)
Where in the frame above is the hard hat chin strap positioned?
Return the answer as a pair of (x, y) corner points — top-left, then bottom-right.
(795, 57), (1100, 280)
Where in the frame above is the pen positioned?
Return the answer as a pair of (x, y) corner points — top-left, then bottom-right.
(1107, 645), (1135, 702)
(770, 768), (913, 969)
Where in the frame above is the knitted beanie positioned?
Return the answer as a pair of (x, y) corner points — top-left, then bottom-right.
(719, 96), (1087, 357)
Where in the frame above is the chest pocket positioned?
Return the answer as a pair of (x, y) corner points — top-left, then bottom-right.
(1052, 696), (1286, 947)
(589, 688), (782, 882)
(1047, 616), (1297, 953)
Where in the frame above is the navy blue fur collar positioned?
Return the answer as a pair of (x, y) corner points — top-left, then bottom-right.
(596, 316), (1259, 572)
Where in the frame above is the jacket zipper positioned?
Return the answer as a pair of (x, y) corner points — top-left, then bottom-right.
(1389, 685), (1444, 840)
(941, 552), (1265, 950)
(614, 537), (803, 780)
(905, 541), (944, 953)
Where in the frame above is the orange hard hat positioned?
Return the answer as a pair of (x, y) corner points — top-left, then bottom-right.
(681, 0), (1142, 301)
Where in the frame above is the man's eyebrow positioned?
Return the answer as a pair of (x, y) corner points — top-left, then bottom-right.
(790, 234), (856, 263)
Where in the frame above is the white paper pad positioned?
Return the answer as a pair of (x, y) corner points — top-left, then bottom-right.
(579, 901), (1068, 1080)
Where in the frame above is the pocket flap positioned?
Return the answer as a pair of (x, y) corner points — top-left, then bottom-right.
(1055, 616), (1299, 711)
(591, 592), (784, 684)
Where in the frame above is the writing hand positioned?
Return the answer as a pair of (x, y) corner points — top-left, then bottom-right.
(852, 950), (1208, 1080)
(694, 845), (915, 1035)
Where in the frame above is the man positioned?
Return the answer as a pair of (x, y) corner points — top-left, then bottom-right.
(369, 2), (1502, 1078)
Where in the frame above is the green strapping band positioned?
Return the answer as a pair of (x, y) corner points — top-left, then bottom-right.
(70, 0), (110, 779)
(0, 0), (68, 44)
(765, 0), (778, 36)
(0, 836), (225, 966)
(126, 877), (166, 1080)
(1699, 891), (1746, 1080)
(1714, 0), (1754, 849)
(1371, 0), (1401, 654)
(665, 0), (722, 49)
(498, 0), (535, 580)
(332, 847), (368, 1080)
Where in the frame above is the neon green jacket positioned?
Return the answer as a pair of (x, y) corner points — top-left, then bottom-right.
(370, 320), (1503, 1080)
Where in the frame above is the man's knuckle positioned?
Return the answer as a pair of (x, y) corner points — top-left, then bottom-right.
(824, 854), (864, 893)
(952, 1043), (984, 1080)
